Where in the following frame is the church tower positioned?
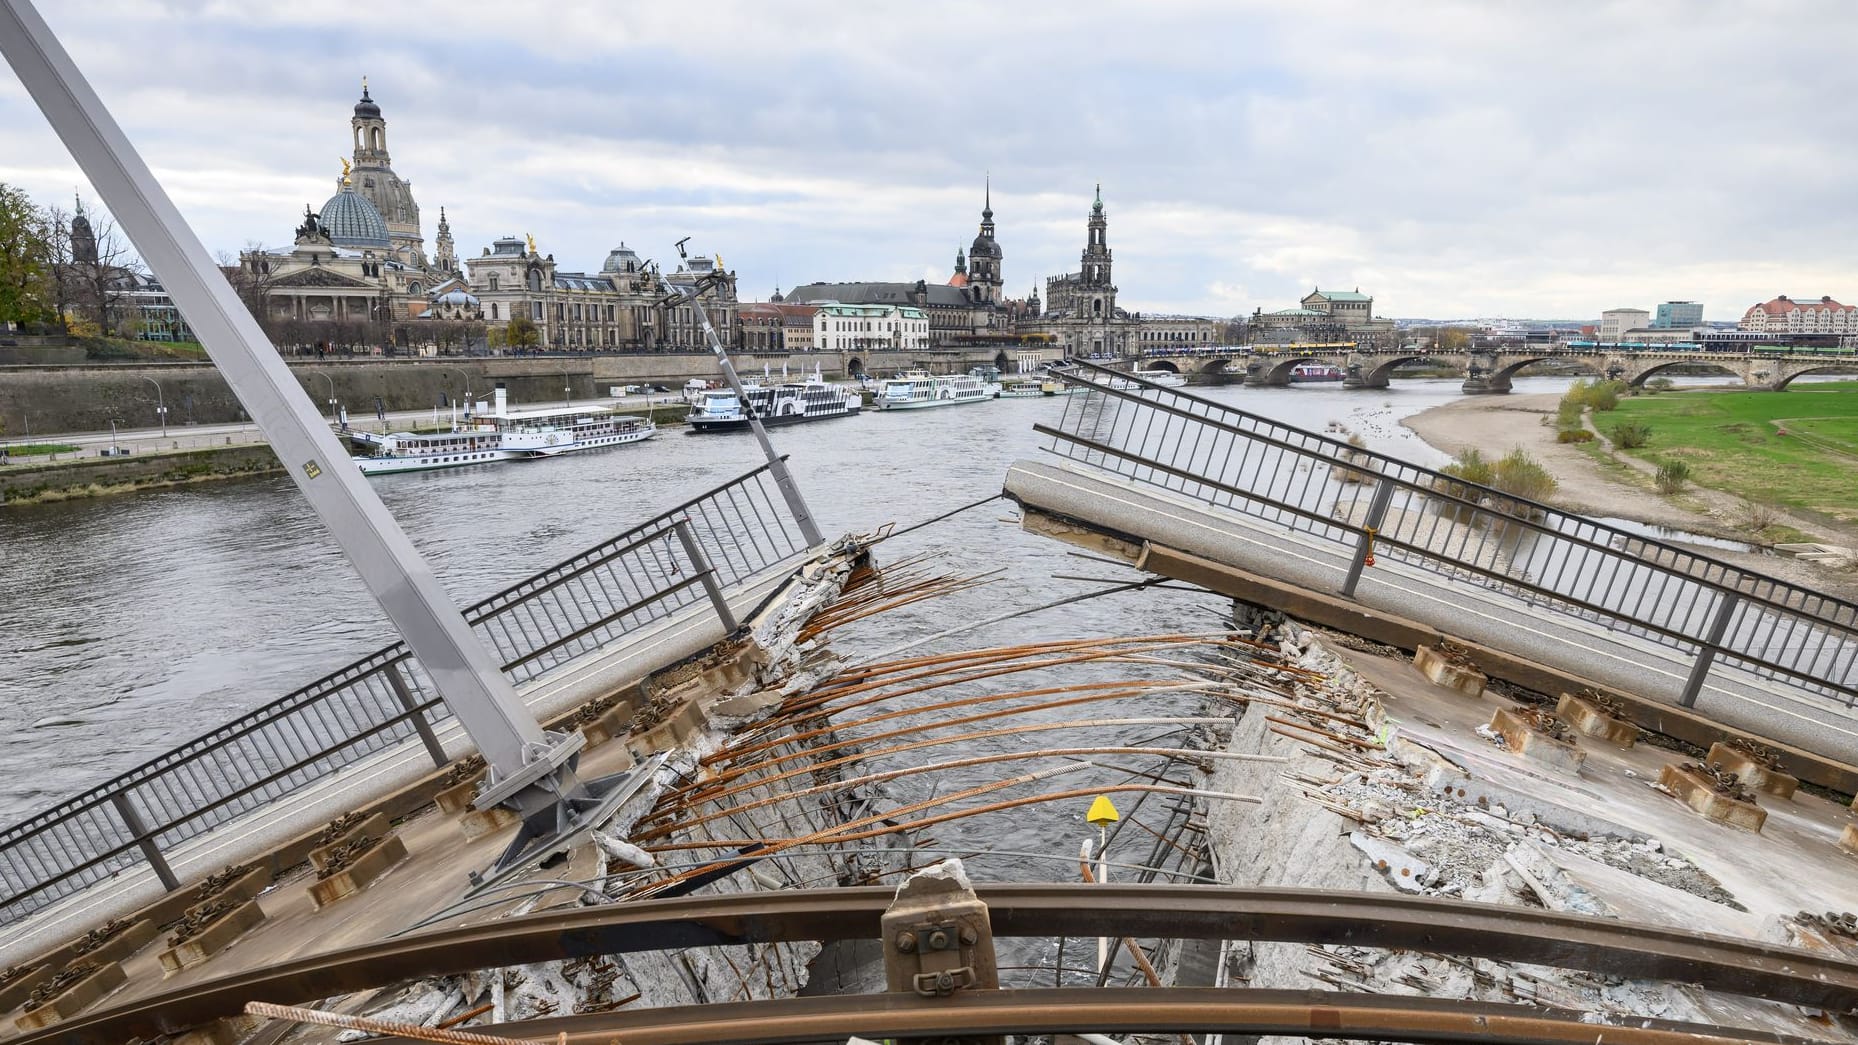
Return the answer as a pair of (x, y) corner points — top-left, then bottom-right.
(346, 79), (426, 269)
(70, 194), (97, 266)
(1081, 183), (1112, 289)
(967, 177), (1003, 305)
(434, 207), (456, 275)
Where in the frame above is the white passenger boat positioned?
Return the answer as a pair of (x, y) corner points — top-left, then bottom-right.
(687, 375), (862, 433)
(874, 370), (1000, 411)
(353, 384), (655, 475)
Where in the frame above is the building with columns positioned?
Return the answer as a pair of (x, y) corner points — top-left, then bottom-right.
(463, 239), (741, 351)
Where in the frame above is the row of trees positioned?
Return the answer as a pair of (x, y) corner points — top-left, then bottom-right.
(0, 182), (146, 337)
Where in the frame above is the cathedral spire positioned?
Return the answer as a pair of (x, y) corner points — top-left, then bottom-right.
(983, 173), (992, 220)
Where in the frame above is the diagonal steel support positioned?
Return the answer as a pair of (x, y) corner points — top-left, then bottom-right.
(0, 0), (615, 883)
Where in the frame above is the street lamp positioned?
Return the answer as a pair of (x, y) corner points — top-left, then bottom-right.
(140, 375), (166, 437)
(442, 367), (474, 417)
(316, 371), (338, 422)
(558, 363), (572, 407)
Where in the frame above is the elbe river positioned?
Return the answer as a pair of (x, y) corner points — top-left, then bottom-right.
(0, 376), (1590, 829)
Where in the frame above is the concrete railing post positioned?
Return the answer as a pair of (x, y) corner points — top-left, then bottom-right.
(1341, 479), (1396, 599)
(383, 661), (449, 769)
(675, 517), (739, 634)
(109, 791), (178, 892)
(1680, 591), (1741, 708)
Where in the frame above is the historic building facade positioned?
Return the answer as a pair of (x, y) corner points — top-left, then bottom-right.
(1025, 187), (1140, 357)
(1252, 287), (1394, 345)
(236, 83), (739, 352)
(463, 239), (741, 351)
(784, 183), (1031, 344)
(1740, 295), (1858, 335)
(812, 302), (929, 353)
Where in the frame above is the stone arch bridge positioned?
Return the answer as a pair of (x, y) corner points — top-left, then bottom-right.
(1134, 347), (1858, 394)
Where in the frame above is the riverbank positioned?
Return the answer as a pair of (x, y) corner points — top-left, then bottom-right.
(0, 444), (282, 504)
(1402, 390), (1858, 598)
(1, 402), (693, 505)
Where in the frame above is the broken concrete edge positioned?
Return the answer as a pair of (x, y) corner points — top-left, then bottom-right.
(1025, 517), (1858, 800)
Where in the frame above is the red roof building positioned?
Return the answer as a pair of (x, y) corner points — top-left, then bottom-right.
(1740, 295), (1858, 334)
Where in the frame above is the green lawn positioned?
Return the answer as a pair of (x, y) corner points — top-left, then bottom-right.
(2, 443), (81, 457)
(1607, 381), (1858, 523)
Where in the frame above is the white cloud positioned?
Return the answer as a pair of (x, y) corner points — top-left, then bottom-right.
(5, 1), (1856, 320)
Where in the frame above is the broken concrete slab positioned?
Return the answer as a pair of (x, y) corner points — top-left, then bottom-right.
(1661, 763), (1766, 832)
(1348, 832), (1430, 893)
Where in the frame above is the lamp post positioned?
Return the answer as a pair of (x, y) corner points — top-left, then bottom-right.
(443, 367), (474, 417)
(140, 375), (166, 437)
(558, 362), (571, 407)
(316, 371), (337, 422)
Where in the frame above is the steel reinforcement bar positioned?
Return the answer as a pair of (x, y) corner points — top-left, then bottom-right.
(0, 462), (807, 926)
(24, 884), (1858, 1043)
(361, 988), (1845, 1045)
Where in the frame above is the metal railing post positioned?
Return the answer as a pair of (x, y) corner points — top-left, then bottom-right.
(674, 517), (739, 634)
(383, 661), (449, 768)
(1679, 591), (1741, 708)
(108, 792), (178, 892)
(1340, 479), (1395, 599)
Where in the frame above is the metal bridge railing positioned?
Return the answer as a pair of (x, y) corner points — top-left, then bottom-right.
(1037, 361), (1858, 711)
(0, 463), (808, 927)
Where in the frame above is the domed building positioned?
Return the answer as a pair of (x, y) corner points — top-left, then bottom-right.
(345, 81), (427, 269)
(317, 180), (391, 251)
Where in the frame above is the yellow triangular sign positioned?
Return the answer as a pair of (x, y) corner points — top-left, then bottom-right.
(1086, 795), (1120, 825)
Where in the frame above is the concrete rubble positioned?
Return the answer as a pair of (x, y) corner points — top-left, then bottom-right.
(1200, 609), (1858, 1043)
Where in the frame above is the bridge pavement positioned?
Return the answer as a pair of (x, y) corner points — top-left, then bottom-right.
(0, 555), (808, 967)
(1004, 458), (1858, 766)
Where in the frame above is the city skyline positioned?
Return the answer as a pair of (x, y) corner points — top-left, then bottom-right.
(2, 2), (1855, 322)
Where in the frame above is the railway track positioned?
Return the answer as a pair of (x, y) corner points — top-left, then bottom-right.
(24, 884), (1858, 1043)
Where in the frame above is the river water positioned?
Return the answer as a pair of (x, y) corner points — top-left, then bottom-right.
(0, 375), (1595, 828)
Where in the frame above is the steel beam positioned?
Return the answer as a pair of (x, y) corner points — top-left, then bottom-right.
(0, 0), (600, 877)
(25, 884), (1858, 1043)
(365, 988), (1845, 1045)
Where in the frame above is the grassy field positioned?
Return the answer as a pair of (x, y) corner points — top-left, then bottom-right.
(2, 443), (81, 457)
(1607, 381), (1858, 523)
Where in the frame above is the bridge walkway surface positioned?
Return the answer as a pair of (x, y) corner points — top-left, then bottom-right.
(0, 462), (816, 960)
(1004, 362), (1858, 787)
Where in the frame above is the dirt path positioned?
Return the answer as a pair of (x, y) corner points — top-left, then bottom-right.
(1401, 392), (1858, 600)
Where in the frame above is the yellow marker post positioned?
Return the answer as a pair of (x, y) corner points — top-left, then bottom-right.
(1086, 794), (1119, 975)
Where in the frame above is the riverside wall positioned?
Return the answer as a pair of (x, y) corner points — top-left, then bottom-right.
(0, 444), (281, 504)
(0, 349), (1006, 435)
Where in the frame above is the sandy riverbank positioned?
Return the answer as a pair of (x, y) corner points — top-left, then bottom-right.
(1401, 390), (1858, 599)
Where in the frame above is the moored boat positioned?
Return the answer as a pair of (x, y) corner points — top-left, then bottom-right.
(687, 376), (862, 433)
(874, 370), (1000, 411)
(354, 384), (655, 474)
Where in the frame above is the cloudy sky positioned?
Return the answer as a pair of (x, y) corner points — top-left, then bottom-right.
(3, 1), (1855, 321)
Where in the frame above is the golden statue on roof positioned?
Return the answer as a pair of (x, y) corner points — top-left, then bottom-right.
(339, 157), (351, 184)
(526, 233), (537, 254)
